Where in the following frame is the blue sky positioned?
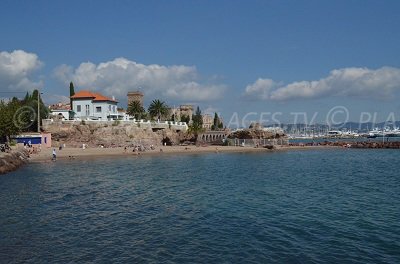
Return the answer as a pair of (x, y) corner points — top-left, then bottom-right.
(1, 0), (400, 126)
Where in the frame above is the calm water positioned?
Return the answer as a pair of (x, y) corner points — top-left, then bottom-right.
(1, 149), (399, 263)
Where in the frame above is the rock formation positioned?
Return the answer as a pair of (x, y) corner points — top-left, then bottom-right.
(45, 121), (188, 147)
(228, 123), (286, 139)
(0, 149), (30, 175)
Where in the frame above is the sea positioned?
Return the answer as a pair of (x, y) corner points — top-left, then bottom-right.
(0, 149), (399, 263)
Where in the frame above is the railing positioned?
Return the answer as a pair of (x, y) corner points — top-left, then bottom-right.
(42, 119), (188, 130)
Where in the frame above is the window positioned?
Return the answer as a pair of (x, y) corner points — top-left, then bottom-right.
(77, 105), (81, 112)
(85, 105), (90, 116)
(113, 106), (116, 113)
(108, 105), (111, 111)
(96, 106), (102, 113)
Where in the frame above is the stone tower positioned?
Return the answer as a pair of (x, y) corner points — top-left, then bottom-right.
(127, 91), (144, 107)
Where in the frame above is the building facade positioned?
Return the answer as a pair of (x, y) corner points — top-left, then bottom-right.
(202, 114), (213, 130)
(71, 90), (119, 120)
(171, 105), (193, 122)
(50, 109), (70, 120)
(127, 91), (144, 107)
(49, 102), (71, 120)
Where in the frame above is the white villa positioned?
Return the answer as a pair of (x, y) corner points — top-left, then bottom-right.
(43, 89), (189, 132)
(49, 102), (71, 120)
(51, 109), (71, 120)
(71, 90), (120, 120)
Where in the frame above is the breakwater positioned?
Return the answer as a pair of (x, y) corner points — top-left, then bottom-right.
(290, 140), (400, 149)
(0, 149), (30, 174)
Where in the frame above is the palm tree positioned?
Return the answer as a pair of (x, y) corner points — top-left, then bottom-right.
(127, 101), (145, 119)
(148, 99), (169, 121)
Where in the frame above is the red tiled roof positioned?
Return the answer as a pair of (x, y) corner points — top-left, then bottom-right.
(70, 90), (118, 102)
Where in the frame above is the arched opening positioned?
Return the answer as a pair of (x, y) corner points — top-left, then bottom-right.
(162, 137), (172, 146)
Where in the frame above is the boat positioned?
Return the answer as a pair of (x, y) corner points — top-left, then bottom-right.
(367, 127), (400, 138)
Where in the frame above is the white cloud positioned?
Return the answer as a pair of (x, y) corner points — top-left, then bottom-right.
(0, 50), (43, 92)
(54, 58), (226, 102)
(244, 78), (279, 100)
(244, 67), (400, 101)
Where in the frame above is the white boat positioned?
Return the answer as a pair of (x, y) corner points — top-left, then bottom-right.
(368, 127), (400, 138)
(327, 130), (343, 137)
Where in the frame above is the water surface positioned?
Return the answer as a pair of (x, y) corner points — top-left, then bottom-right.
(0, 149), (399, 263)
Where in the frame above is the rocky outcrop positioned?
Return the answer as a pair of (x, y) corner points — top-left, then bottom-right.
(0, 150), (30, 175)
(291, 141), (400, 149)
(229, 123), (286, 140)
(47, 122), (187, 147)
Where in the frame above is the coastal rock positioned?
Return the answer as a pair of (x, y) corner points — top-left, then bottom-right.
(249, 122), (263, 130)
(46, 122), (186, 147)
(0, 149), (29, 175)
(228, 126), (286, 140)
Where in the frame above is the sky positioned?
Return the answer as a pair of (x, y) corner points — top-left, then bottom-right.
(1, 0), (400, 127)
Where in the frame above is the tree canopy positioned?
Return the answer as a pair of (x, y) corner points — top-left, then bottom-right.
(211, 112), (224, 130)
(0, 90), (49, 140)
(180, 114), (190, 124)
(188, 106), (204, 135)
(0, 99), (21, 141)
(127, 100), (145, 119)
(148, 99), (169, 121)
(69, 82), (75, 107)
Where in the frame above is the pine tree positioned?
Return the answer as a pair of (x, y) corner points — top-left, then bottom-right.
(23, 92), (30, 102)
(218, 120), (224, 129)
(190, 106), (203, 133)
(212, 112), (219, 130)
(0, 99), (23, 141)
(69, 82), (75, 107)
(180, 114), (190, 123)
(29, 89), (49, 132)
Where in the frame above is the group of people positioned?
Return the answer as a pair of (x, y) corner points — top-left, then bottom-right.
(124, 144), (156, 154)
(23, 141), (41, 155)
(0, 143), (11, 153)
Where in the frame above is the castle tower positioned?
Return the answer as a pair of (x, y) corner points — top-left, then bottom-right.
(127, 91), (144, 107)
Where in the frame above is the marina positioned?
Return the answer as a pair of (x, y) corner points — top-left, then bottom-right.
(286, 126), (400, 140)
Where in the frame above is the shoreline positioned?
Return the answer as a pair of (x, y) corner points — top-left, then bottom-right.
(0, 149), (30, 174)
(28, 145), (338, 163)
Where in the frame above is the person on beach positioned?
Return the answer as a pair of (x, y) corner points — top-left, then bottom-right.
(52, 148), (57, 161)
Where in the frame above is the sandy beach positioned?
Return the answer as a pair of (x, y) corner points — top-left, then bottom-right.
(28, 145), (334, 162)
